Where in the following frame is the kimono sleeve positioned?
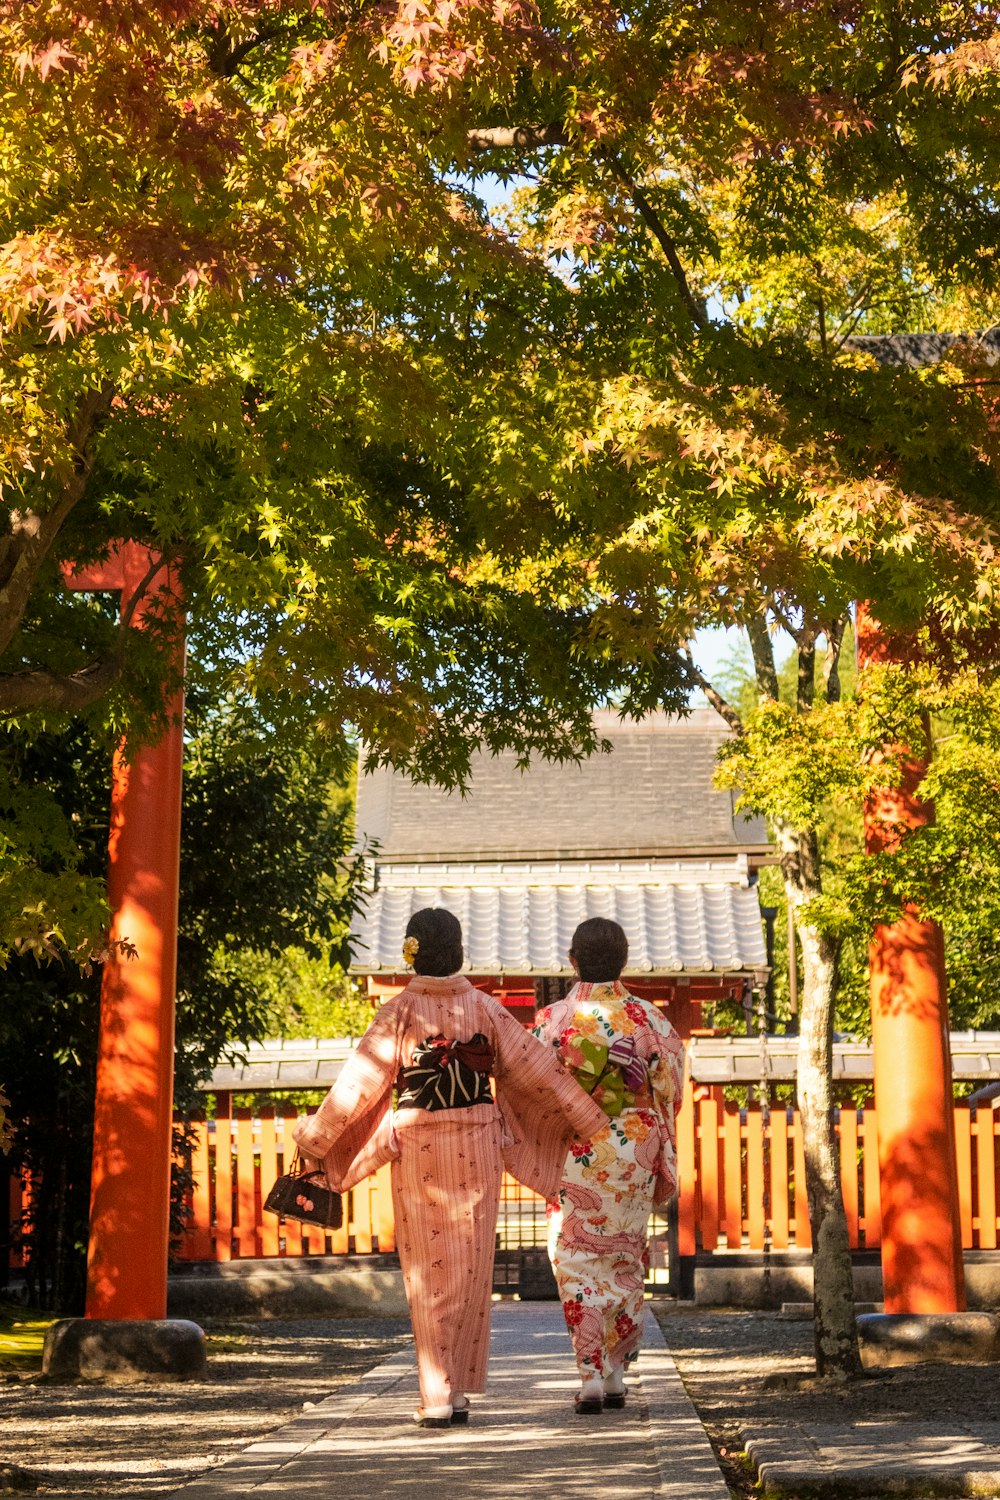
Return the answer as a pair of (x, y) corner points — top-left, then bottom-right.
(292, 996), (408, 1189)
(492, 1001), (606, 1199)
(649, 1019), (684, 1125)
(647, 1014), (685, 1206)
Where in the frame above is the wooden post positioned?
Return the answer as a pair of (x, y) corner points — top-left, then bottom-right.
(857, 606), (964, 1313)
(65, 543), (184, 1320)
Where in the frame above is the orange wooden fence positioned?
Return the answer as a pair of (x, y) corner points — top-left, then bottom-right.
(677, 1088), (1000, 1255)
(12, 1092), (1000, 1268)
(173, 1106), (396, 1262)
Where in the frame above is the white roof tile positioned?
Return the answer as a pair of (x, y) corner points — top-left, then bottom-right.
(351, 861), (768, 975)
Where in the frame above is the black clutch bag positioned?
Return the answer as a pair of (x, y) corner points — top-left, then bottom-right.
(263, 1155), (343, 1229)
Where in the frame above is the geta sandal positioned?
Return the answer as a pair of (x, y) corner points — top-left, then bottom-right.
(414, 1407), (452, 1428)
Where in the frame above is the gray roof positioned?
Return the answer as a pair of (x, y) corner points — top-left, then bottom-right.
(199, 1030), (1000, 1092)
(689, 1032), (1000, 1085)
(356, 710), (768, 862)
(351, 858), (768, 976)
(847, 329), (1000, 370)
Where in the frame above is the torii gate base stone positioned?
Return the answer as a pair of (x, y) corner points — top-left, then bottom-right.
(42, 542), (205, 1380)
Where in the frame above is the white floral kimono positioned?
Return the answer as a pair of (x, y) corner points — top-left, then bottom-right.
(533, 981), (684, 1379)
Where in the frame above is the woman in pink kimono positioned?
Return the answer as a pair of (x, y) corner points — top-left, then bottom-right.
(294, 907), (605, 1429)
(533, 917), (684, 1414)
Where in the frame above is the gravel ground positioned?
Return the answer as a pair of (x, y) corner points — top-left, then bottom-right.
(0, 1316), (412, 1497)
(654, 1305), (1000, 1499)
(2, 1305), (992, 1499)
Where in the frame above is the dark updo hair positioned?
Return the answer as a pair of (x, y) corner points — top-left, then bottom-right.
(569, 917), (628, 982)
(405, 906), (464, 976)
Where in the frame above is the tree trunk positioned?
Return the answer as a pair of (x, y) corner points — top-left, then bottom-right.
(779, 821), (863, 1381)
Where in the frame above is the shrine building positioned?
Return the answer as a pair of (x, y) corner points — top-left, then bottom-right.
(350, 708), (772, 1035)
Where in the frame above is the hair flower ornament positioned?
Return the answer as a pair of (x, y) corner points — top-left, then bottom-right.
(402, 935), (420, 966)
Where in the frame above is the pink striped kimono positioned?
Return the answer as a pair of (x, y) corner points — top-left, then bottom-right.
(294, 974), (605, 1412)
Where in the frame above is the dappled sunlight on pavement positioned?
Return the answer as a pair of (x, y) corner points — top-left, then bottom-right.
(171, 1304), (730, 1500)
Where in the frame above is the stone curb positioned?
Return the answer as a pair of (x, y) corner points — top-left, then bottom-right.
(744, 1424), (1000, 1498)
(639, 1310), (732, 1500)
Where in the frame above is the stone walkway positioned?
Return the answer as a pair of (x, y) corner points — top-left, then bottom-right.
(169, 1303), (732, 1500)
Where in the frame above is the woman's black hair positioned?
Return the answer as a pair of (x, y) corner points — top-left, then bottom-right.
(405, 907), (464, 976)
(569, 917), (628, 982)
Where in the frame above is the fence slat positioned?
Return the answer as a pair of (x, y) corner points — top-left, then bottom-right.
(370, 1164), (395, 1253)
(792, 1110), (811, 1249)
(770, 1107), (790, 1250)
(723, 1107), (742, 1248)
(978, 1111), (999, 1251)
(214, 1098), (233, 1263)
(839, 1107), (860, 1250)
(746, 1110), (765, 1249)
(8, 1174), (23, 1269)
(676, 1080), (697, 1257)
(277, 1110), (304, 1257)
(326, 1185), (350, 1256)
(861, 1108), (881, 1247)
(258, 1109), (280, 1258)
(352, 1180), (374, 1254)
(234, 1109), (258, 1258)
(187, 1114), (213, 1261)
(955, 1106), (974, 1250)
(698, 1097), (721, 1252)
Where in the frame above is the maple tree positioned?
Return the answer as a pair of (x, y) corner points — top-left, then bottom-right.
(7, 0), (1000, 1377)
(460, 6), (1000, 1380)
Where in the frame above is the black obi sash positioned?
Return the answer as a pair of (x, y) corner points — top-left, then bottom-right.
(396, 1033), (495, 1112)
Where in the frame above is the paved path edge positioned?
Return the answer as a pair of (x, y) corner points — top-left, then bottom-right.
(744, 1426), (1000, 1499)
(168, 1345), (415, 1496)
(639, 1308), (733, 1500)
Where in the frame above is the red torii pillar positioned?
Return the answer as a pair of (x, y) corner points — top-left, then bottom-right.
(857, 606), (965, 1314)
(65, 542), (185, 1320)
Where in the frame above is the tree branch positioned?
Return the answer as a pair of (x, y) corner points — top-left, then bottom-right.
(682, 648), (744, 735)
(0, 656), (122, 713)
(204, 20), (304, 78)
(768, 596), (808, 649)
(120, 553), (172, 633)
(466, 123), (569, 151)
(746, 612), (779, 701)
(823, 615), (847, 704)
(0, 542), (175, 716)
(797, 634), (817, 715)
(0, 382), (114, 661)
(888, 121), (994, 224)
(602, 151), (708, 329)
(464, 127), (707, 330)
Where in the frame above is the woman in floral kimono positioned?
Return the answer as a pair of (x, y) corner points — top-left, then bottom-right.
(294, 907), (605, 1429)
(533, 917), (684, 1413)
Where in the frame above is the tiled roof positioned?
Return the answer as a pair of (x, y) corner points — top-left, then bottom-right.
(356, 709), (769, 862)
(847, 329), (1000, 369)
(350, 859), (769, 976)
(688, 1032), (1000, 1085)
(198, 1031), (1000, 1092)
